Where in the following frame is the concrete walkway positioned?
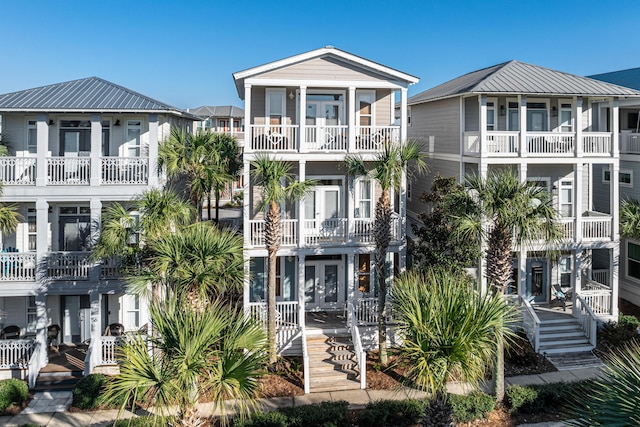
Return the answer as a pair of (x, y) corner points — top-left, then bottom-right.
(0, 367), (605, 427)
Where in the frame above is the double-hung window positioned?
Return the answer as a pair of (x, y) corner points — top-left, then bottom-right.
(559, 102), (573, 132)
(266, 89), (285, 126)
(628, 242), (640, 281)
(355, 179), (373, 219)
(559, 179), (573, 217)
(559, 255), (573, 287)
(126, 120), (142, 157)
(27, 120), (37, 154)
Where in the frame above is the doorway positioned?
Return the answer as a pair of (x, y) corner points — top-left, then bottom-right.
(62, 295), (90, 343)
(525, 259), (548, 303)
(305, 97), (344, 149)
(304, 257), (344, 310)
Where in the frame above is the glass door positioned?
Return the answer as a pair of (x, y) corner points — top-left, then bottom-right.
(305, 99), (343, 149)
(525, 259), (547, 303)
(304, 186), (343, 242)
(304, 260), (344, 310)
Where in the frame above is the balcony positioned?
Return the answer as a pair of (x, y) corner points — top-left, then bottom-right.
(464, 131), (612, 157)
(101, 157), (149, 185)
(0, 252), (36, 281)
(620, 132), (640, 154)
(248, 125), (400, 153)
(46, 252), (92, 280)
(0, 158), (36, 185)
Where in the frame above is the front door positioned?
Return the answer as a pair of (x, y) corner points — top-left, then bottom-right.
(63, 295), (90, 343)
(305, 185), (343, 242)
(59, 214), (91, 251)
(304, 260), (344, 310)
(525, 259), (548, 303)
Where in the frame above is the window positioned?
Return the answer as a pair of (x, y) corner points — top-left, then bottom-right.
(603, 168), (633, 187)
(357, 92), (374, 127)
(358, 254), (371, 293)
(101, 120), (110, 156)
(355, 179), (373, 218)
(26, 120), (37, 154)
(559, 255), (573, 287)
(628, 242), (640, 281)
(486, 101), (495, 131)
(126, 120), (142, 157)
(27, 296), (37, 333)
(507, 101), (519, 131)
(407, 106), (411, 126)
(125, 294), (140, 328)
(559, 103), (573, 132)
(628, 112), (639, 131)
(559, 180), (573, 217)
(527, 102), (548, 131)
(27, 208), (36, 251)
(266, 89), (285, 126)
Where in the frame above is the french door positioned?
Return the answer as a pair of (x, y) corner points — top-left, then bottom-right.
(304, 185), (343, 242)
(305, 101), (343, 149)
(304, 260), (344, 310)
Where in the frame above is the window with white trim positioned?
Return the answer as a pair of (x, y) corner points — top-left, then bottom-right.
(355, 179), (373, 219)
(486, 101), (496, 131)
(559, 102), (573, 132)
(27, 296), (37, 333)
(603, 168), (633, 187)
(124, 294), (140, 328)
(357, 92), (374, 127)
(407, 106), (411, 126)
(126, 120), (142, 157)
(628, 241), (640, 281)
(559, 179), (573, 217)
(559, 255), (573, 287)
(507, 101), (519, 131)
(26, 120), (37, 154)
(27, 208), (36, 252)
(266, 89), (285, 126)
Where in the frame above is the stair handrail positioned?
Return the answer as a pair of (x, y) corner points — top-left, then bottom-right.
(27, 340), (42, 389)
(348, 301), (367, 389)
(573, 294), (598, 347)
(520, 297), (541, 353)
(301, 327), (310, 394)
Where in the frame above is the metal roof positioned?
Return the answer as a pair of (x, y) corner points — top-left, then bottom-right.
(589, 67), (640, 91)
(188, 105), (244, 119)
(0, 77), (199, 118)
(409, 60), (640, 105)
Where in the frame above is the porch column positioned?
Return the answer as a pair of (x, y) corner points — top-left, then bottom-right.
(519, 164), (527, 182)
(346, 253), (356, 325)
(89, 290), (101, 352)
(35, 293), (48, 366)
(299, 86), (307, 153)
(479, 163), (488, 293)
(479, 95), (486, 158)
(611, 98), (620, 157)
(348, 87), (356, 153)
(229, 116), (234, 136)
(574, 248), (582, 296)
(400, 88), (408, 143)
(575, 98), (583, 157)
(89, 198), (102, 282)
(611, 161), (620, 240)
(35, 199), (49, 281)
(90, 115), (102, 186)
(35, 114), (49, 187)
(148, 114), (159, 187)
(399, 168), (407, 272)
(518, 249), (527, 297)
(243, 159), (250, 248)
(519, 95), (527, 157)
(611, 246), (620, 317)
(297, 255), (306, 330)
(574, 163), (583, 243)
(244, 84), (252, 153)
(347, 174), (355, 242)
(243, 256), (251, 317)
(298, 160), (306, 248)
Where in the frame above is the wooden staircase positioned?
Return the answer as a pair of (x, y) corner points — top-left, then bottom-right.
(305, 332), (361, 393)
(537, 316), (595, 355)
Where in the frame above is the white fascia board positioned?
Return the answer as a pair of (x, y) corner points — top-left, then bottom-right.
(244, 77), (408, 90)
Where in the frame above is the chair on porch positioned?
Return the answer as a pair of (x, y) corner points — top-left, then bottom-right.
(552, 284), (572, 310)
(47, 324), (61, 353)
(1, 325), (20, 339)
(104, 323), (125, 336)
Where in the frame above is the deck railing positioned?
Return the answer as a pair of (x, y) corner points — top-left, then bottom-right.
(248, 219), (298, 247)
(558, 218), (575, 241)
(247, 301), (299, 350)
(302, 329), (310, 394)
(46, 252), (92, 280)
(0, 339), (34, 369)
(485, 131), (519, 154)
(582, 217), (612, 241)
(527, 133), (574, 154)
(573, 295), (598, 347)
(46, 157), (91, 185)
(0, 158), (36, 185)
(581, 281), (613, 316)
(304, 218), (348, 245)
(101, 157), (149, 184)
(28, 341), (45, 388)
(100, 257), (125, 280)
(521, 297), (541, 353)
(355, 126), (399, 150)
(591, 269), (610, 287)
(305, 125), (348, 151)
(582, 132), (612, 155)
(620, 132), (640, 154)
(249, 125), (298, 151)
(347, 302), (367, 389)
(0, 253), (36, 281)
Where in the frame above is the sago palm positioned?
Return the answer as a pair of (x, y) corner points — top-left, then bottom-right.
(453, 169), (560, 401)
(103, 296), (268, 427)
(251, 154), (315, 364)
(345, 141), (426, 366)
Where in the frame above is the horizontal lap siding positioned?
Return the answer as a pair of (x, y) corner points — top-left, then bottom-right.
(260, 57), (389, 82)
(375, 90), (392, 126)
(407, 158), (461, 215)
(408, 98), (460, 155)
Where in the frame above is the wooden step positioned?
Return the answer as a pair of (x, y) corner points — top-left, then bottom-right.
(33, 373), (83, 392)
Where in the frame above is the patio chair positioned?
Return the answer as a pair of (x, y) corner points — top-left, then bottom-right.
(2, 325), (20, 339)
(552, 284), (568, 310)
(47, 324), (61, 353)
(105, 322), (125, 336)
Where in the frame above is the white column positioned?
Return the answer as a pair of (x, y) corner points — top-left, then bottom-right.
(518, 249), (527, 297)
(36, 114), (49, 187)
(229, 116), (234, 136)
(243, 256), (251, 318)
(400, 88), (408, 144)
(348, 87), (356, 153)
(611, 246), (619, 317)
(347, 174), (355, 242)
(244, 84), (252, 153)
(574, 163), (583, 243)
(399, 168), (407, 271)
(35, 198), (49, 263)
(479, 160), (488, 293)
(89, 290), (101, 348)
(346, 253), (356, 325)
(574, 248), (582, 295)
(575, 98), (583, 157)
(479, 95), (486, 157)
(519, 95), (527, 157)
(611, 98), (620, 157)
(90, 198), (102, 281)
(148, 114), (159, 187)
(90, 115), (102, 186)
(297, 255), (306, 330)
(298, 160), (306, 248)
(519, 163), (527, 182)
(299, 86), (307, 153)
(243, 159), (251, 247)
(611, 161), (620, 240)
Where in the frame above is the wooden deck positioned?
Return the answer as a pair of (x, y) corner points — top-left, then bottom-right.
(40, 344), (87, 373)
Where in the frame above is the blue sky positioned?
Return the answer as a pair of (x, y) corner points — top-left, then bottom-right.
(1, 0), (638, 109)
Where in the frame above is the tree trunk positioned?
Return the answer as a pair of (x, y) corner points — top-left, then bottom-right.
(374, 190), (392, 366)
(214, 187), (221, 224)
(207, 192), (213, 223)
(265, 201), (281, 365)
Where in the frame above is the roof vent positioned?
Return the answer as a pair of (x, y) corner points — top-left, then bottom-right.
(325, 45), (334, 49)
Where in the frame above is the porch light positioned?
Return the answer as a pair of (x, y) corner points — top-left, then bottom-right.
(499, 105), (506, 116)
(114, 119), (121, 126)
(288, 91), (295, 100)
(552, 106), (558, 117)
(48, 120), (54, 126)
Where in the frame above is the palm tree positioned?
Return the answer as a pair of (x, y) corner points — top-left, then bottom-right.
(251, 154), (315, 364)
(208, 132), (242, 223)
(392, 268), (516, 401)
(345, 141), (426, 366)
(453, 169), (560, 401)
(620, 198), (640, 238)
(103, 296), (268, 427)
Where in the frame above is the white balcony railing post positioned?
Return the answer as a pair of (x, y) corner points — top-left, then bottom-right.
(0, 158), (36, 185)
(101, 157), (149, 184)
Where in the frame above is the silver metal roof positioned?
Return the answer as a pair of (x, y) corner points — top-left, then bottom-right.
(189, 105), (244, 119)
(589, 67), (640, 91)
(409, 60), (640, 105)
(0, 77), (198, 118)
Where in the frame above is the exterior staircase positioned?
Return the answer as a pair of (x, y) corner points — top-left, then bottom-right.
(305, 332), (361, 393)
(537, 317), (595, 355)
(33, 370), (83, 392)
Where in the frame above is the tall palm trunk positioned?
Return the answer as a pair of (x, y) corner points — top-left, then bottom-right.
(485, 223), (512, 402)
(374, 190), (392, 366)
(265, 200), (281, 365)
(214, 186), (221, 224)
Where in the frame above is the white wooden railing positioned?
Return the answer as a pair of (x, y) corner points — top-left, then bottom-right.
(581, 282), (613, 316)
(248, 219), (298, 247)
(305, 125), (348, 151)
(100, 257), (125, 279)
(355, 126), (400, 150)
(464, 131), (480, 154)
(582, 132), (612, 155)
(46, 157), (91, 185)
(582, 217), (612, 240)
(304, 218), (347, 245)
(527, 133), (574, 154)
(0, 157), (36, 185)
(558, 218), (575, 241)
(485, 131), (519, 155)
(46, 252), (92, 280)
(101, 157), (149, 184)
(620, 132), (640, 154)
(347, 302), (367, 389)
(591, 269), (610, 287)
(0, 339), (34, 369)
(247, 301), (300, 350)
(353, 297), (385, 326)
(99, 336), (123, 365)
(302, 329), (310, 394)
(0, 253), (36, 281)
(520, 297), (541, 353)
(573, 295), (598, 347)
(249, 125), (298, 151)
(28, 341), (45, 388)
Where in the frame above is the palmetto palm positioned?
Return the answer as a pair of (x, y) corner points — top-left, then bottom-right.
(208, 132), (242, 222)
(104, 296), (268, 427)
(0, 181), (20, 234)
(392, 268), (516, 397)
(251, 154), (315, 364)
(620, 198), (640, 238)
(454, 169), (560, 401)
(345, 141), (426, 366)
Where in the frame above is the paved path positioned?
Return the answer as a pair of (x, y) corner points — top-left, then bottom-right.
(0, 367), (604, 427)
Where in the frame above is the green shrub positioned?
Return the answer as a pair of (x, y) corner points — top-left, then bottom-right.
(450, 391), (495, 422)
(112, 416), (172, 426)
(233, 411), (288, 427)
(599, 314), (640, 348)
(279, 400), (350, 427)
(506, 385), (538, 414)
(0, 378), (29, 412)
(356, 399), (425, 427)
(72, 373), (107, 410)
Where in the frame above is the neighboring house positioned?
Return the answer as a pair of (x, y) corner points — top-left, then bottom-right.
(232, 46), (418, 391)
(0, 77), (197, 383)
(407, 60), (640, 354)
(590, 67), (640, 306)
